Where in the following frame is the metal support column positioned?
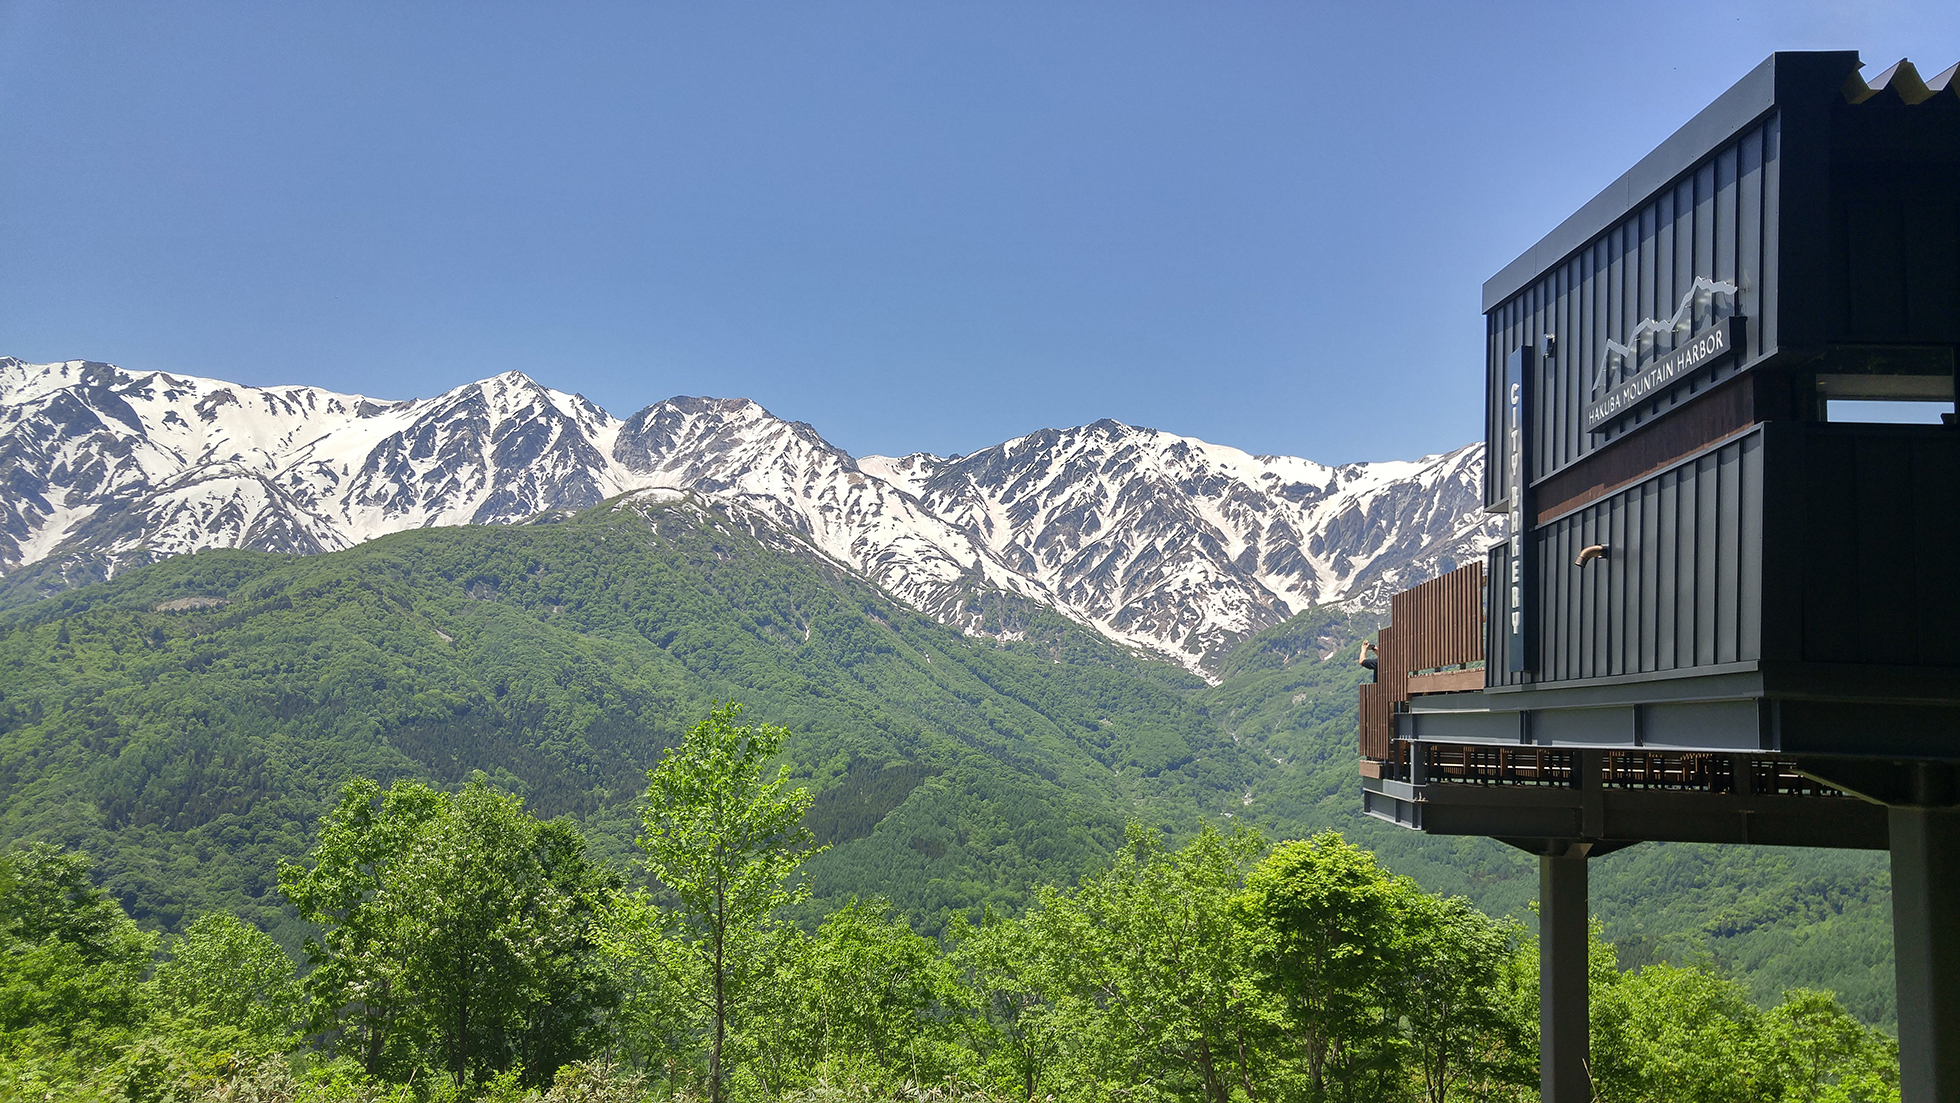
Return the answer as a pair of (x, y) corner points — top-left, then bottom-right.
(1892, 798), (1960, 1103)
(1540, 846), (1590, 1103)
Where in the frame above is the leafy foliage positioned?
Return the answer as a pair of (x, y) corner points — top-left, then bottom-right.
(278, 777), (620, 1088)
(0, 806), (1905, 1103)
(152, 910), (304, 1043)
(634, 703), (824, 1103)
(0, 497), (1242, 944)
(0, 493), (1902, 1031)
(1240, 834), (1408, 1095)
(1588, 940), (1900, 1103)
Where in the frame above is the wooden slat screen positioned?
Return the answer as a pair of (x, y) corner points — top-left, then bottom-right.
(1360, 563), (1485, 763)
(1358, 622), (1405, 760)
(1359, 681), (1389, 760)
(1390, 562), (1486, 673)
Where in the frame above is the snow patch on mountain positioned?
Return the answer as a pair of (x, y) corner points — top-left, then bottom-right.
(2, 357), (1494, 673)
(862, 421), (1497, 666)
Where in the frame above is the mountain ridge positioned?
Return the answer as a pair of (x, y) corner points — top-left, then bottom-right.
(1, 356), (1499, 673)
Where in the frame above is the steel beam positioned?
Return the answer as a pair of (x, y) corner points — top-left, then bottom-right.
(1892, 801), (1960, 1103)
(1540, 847), (1590, 1103)
(1362, 775), (1890, 850)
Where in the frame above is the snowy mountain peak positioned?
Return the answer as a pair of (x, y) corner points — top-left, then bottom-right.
(1, 357), (1495, 673)
(870, 419), (1490, 666)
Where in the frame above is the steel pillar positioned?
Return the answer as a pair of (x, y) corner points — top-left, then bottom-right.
(1892, 801), (1960, 1103)
(1540, 848), (1590, 1103)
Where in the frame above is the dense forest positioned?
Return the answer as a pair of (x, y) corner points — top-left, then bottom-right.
(0, 705), (1900, 1102)
(0, 493), (1898, 1041)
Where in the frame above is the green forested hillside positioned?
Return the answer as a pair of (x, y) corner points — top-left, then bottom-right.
(0, 496), (1252, 945)
(0, 494), (1897, 1025)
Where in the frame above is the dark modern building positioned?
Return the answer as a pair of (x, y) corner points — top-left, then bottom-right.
(1357, 52), (1959, 1103)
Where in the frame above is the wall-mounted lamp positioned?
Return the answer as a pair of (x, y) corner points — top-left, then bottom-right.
(1575, 544), (1608, 567)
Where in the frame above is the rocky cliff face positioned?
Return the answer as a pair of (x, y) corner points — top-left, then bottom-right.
(861, 421), (1492, 667)
(2, 357), (1497, 673)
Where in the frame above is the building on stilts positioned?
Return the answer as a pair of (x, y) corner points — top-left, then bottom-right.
(1358, 50), (1960, 1103)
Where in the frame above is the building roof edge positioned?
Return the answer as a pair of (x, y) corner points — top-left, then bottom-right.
(1480, 51), (1860, 314)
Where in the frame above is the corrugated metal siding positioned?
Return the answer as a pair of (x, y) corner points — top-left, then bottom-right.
(1490, 431), (1765, 685)
(1485, 116), (1779, 504)
(1775, 424), (1960, 666)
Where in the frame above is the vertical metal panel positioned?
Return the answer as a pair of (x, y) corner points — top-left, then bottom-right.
(1779, 425), (1960, 668)
(1738, 127), (1766, 362)
(1656, 472), (1679, 669)
(1608, 494), (1628, 674)
(1487, 116), (1780, 486)
(1761, 114), (1781, 356)
(1716, 144), (1739, 309)
(1695, 161), (1717, 303)
(1639, 208), (1657, 375)
(1912, 435), (1960, 665)
(1695, 451), (1720, 666)
(1757, 423), (1804, 663)
(1558, 522), (1578, 682)
(1639, 479), (1661, 671)
(1738, 439), (1765, 658)
(1716, 444), (1741, 664)
(1522, 431), (1765, 683)
(1676, 464), (1700, 669)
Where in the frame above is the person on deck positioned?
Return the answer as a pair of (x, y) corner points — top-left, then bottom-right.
(1358, 640), (1379, 682)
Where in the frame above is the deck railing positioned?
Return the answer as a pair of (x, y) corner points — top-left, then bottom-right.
(1359, 561), (1485, 762)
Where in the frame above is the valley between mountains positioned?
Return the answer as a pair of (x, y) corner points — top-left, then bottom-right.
(0, 357), (1898, 1026)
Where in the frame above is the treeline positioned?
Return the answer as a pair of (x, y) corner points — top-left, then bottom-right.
(0, 511), (1901, 1018)
(1, 705), (1899, 1103)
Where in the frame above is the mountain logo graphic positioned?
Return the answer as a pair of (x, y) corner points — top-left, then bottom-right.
(1591, 277), (1738, 391)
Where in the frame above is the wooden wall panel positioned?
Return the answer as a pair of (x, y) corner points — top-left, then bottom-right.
(1360, 564), (1486, 759)
(1391, 562), (1486, 673)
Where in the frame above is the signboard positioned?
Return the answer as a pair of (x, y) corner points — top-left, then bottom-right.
(1505, 346), (1532, 673)
(1585, 317), (1745, 433)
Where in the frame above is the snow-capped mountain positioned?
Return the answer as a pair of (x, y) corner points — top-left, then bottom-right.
(0, 359), (630, 584)
(861, 422), (1493, 666)
(1, 357), (1496, 673)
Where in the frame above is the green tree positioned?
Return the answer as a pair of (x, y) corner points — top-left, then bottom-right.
(634, 702), (824, 1103)
(953, 907), (1068, 1101)
(0, 843), (155, 1062)
(1024, 822), (1269, 1103)
(1389, 892), (1532, 1103)
(1763, 990), (1899, 1103)
(278, 778), (442, 1077)
(756, 898), (976, 1094)
(149, 911), (303, 1044)
(279, 776), (621, 1088)
(1241, 833), (1405, 1100)
(1590, 958), (1779, 1103)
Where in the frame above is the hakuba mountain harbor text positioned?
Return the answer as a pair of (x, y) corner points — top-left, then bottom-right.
(0, 361), (1903, 1101)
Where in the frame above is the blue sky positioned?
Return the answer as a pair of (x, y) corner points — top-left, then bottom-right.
(3, 3), (1956, 464)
